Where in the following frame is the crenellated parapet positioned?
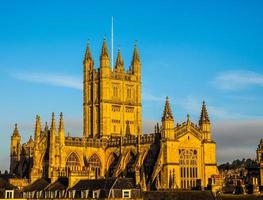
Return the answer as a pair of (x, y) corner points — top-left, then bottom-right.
(64, 133), (157, 148)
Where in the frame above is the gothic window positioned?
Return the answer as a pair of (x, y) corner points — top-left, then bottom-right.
(113, 86), (118, 97)
(66, 152), (80, 171)
(179, 149), (198, 189)
(127, 88), (132, 99)
(89, 154), (101, 179)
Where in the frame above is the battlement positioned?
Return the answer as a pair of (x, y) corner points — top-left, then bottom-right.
(64, 133), (157, 148)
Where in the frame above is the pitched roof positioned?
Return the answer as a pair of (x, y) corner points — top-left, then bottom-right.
(113, 178), (136, 189)
(71, 177), (117, 191)
(22, 178), (50, 192)
(45, 177), (68, 191)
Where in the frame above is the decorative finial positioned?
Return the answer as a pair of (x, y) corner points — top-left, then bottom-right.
(162, 96), (174, 121)
(199, 100), (210, 125)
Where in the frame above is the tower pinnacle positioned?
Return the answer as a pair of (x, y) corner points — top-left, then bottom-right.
(51, 112), (56, 130)
(199, 101), (210, 126)
(100, 39), (110, 69)
(162, 97), (174, 121)
(100, 39), (109, 59)
(132, 44), (140, 64)
(131, 44), (141, 76)
(12, 123), (20, 137)
(84, 42), (93, 61)
(59, 112), (64, 133)
(115, 48), (124, 72)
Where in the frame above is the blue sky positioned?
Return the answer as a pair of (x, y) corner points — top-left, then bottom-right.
(1, 0), (263, 171)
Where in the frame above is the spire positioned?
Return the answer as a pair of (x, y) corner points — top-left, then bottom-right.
(132, 44), (140, 64)
(12, 124), (20, 137)
(115, 48), (124, 71)
(100, 38), (110, 69)
(34, 115), (41, 141)
(131, 43), (141, 76)
(84, 42), (93, 61)
(59, 112), (64, 133)
(51, 112), (56, 131)
(83, 42), (94, 73)
(59, 112), (65, 148)
(44, 122), (49, 133)
(162, 97), (174, 121)
(100, 38), (109, 59)
(49, 113), (56, 170)
(199, 101), (210, 126)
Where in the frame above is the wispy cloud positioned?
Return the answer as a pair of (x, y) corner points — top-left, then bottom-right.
(11, 72), (82, 90)
(142, 92), (164, 102)
(212, 70), (263, 91)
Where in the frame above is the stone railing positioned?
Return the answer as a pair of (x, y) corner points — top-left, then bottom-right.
(64, 133), (157, 148)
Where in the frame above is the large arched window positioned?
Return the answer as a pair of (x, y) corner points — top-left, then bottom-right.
(179, 149), (198, 189)
(66, 152), (80, 171)
(89, 154), (101, 178)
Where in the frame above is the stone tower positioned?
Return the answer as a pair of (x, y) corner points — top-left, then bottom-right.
(257, 139), (263, 187)
(83, 39), (142, 138)
(10, 124), (21, 173)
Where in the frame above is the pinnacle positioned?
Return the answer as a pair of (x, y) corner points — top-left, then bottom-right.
(199, 101), (210, 125)
(132, 44), (140, 64)
(115, 48), (124, 69)
(100, 39), (109, 58)
(162, 97), (174, 121)
(12, 123), (20, 137)
(84, 42), (93, 61)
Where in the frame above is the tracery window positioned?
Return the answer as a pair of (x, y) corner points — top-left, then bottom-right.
(113, 86), (118, 97)
(179, 149), (198, 189)
(127, 88), (132, 99)
(66, 152), (80, 171)
(89, 154), (101, 178)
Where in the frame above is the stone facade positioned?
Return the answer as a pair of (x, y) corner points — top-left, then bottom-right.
(10, 39), (219, 190)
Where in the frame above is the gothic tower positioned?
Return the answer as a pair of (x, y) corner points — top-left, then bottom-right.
(83, 40), (142, 138)
(10, 124), (21, 173)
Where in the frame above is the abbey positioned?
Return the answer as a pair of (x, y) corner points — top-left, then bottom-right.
(10, 39), (219, 190)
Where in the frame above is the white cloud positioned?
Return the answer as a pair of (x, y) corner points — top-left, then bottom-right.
(212, 70), (263, 91)
(11, 71), (165, 103)
(11, 72), (82, 90)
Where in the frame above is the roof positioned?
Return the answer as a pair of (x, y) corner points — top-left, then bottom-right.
(0, 177), (17, 190)
(113, 178), (137, 189)
(22, 178), (50, 192)
(45, 177), (68, 191)
(71, 177), (117, 191)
